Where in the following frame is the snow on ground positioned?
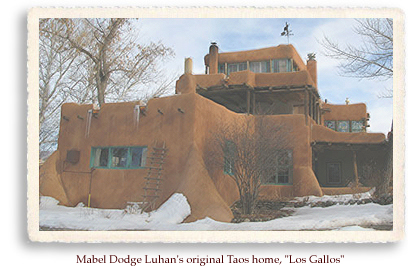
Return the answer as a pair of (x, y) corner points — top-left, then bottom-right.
(172, 203), (392, 231)
(290, 189), (375, 205)
(40, 193), (191, 231)
(39, 191), (392, 231)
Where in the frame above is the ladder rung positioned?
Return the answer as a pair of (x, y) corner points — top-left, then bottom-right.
(144, 177), (163, 181)
(142, 195), (159, 198)
(150, 158), (164, 164)
(150, 153), (166, 156)
(145, 167), (163, 170)
(153, 147), (167, 151)
(143, 187), (161, 191)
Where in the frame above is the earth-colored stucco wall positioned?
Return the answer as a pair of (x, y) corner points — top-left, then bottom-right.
(40, 91), (326, 222)
(40, 42), (389, 224)
(312, 124), (385, 144)
(39, 151), (70, 206)
(41, 93), (244, 222)
(322, 103), (368, 121)
(176, 69), (316, 96)
(205, 44), (307, 72)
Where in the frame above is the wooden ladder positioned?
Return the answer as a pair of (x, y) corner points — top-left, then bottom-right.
(141, 141), (167, 213)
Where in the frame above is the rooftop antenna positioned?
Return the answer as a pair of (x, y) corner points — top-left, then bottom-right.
(280, 22), (293, 44)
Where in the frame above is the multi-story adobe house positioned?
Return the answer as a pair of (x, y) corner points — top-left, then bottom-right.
(39, 43), (391, 222)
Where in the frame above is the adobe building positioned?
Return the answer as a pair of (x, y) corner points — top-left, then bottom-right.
(39, 43), (390, 223)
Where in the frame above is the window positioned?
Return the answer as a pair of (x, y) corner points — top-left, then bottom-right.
(262, 150), (293, 185)
(272, 59), (292, 73)
(93, 147), (109, 167)
(351, 120), (364, 133)
(324, 120), (336, 131)
(111, 148), (128, 168)
(131, 147), (147, 167)
(91, 146), (147, 169)
(227, 62), (247, 75)
(219, 62), (247, 75)
(337, 121), (350, 132)
(249, 61), (269, 73)
(276, 150), (292, 184)
(327, 163), (342, 184)
(325, 120), (364, 133)
(223, 141), (236, 175)
(218, 63), (225, 74)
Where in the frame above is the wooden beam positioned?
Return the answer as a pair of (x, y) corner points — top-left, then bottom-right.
(252, 91), (256, 115)
(246, 89), (251, 115)
(304, 89), (309, 125)
(353, 151), (359, 187)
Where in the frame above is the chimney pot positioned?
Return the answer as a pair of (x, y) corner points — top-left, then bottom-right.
(184, 58), (193, 74)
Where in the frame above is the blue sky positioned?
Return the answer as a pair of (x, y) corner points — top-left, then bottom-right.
(136, 18), (393, 134)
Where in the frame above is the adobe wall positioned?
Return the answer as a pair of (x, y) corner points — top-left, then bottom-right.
(322, 103), (368, 121)
(41, 93), (238, 222)
(192, 93), (323, 200)
(256, 114), (323, 198)
(204, 44), (307, 72)
(176, 69), (316, 96)
(311, 124), (385, 144)
(255, 70), (316, 88)
(41, 90), (326, 222)
(39, 150), (70, 206)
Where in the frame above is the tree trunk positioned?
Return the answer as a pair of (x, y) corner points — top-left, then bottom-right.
(96, 69), (109, 106)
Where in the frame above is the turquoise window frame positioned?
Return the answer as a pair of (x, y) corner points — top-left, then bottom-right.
(218, 63), (225, 74)
(249, 61), (270, 73)
(324, 120), (336, 131)
(337, 121), (350, 133)
(223, 141), (236, 175)
(227, 62), (247, 75)
(90, 146), (147, 170)
(351, 120), (364, 133)
(261, 149), (293, 186)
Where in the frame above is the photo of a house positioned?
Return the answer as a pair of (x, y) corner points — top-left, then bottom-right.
(35, 16), (397, 234)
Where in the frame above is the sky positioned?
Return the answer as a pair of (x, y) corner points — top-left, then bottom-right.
(136, 18), (393, 134)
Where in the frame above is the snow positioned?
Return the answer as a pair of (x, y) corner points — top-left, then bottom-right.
(172, 203), (392, 231)
(40, 193), (191, 231)
(39, 191), (392, 231)
(290, 188), (375, 205)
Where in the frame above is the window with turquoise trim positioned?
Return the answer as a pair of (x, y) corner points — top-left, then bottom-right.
(351, 120), (364, 133)
(250, 61), (269, 73)
(91, 146), (147, 169)
(218, 63), (225, 74)
(223, 141), (236, 175)
(324, 120), (336, 131)
(227, 62), (247, 75)
(262, 149), (293, 185)
(130, 147), (147, 167)
(337, 121), (350, 132)
(92, 147), (109, 167)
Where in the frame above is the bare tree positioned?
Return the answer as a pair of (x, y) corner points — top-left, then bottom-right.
(41, 18), (175, 106)
(205, 117), (290, 215)
(39, 18), (176, 154)
(39, 19), (81, 153)
(320, 18), (393, 96)
(321, 18), (393, 196)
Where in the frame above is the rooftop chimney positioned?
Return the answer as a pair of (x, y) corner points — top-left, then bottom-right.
(184, 58), (193, 74)
(208, 42), (219, 74)
(306, 53), (317, 86)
